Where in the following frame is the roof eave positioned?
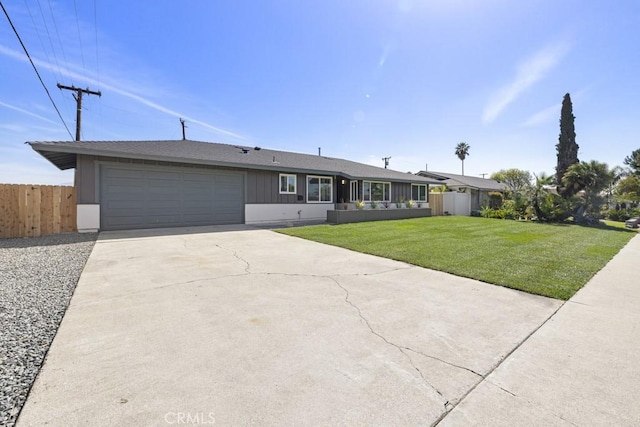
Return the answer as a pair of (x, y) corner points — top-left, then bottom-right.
(29, 143), (440, 183)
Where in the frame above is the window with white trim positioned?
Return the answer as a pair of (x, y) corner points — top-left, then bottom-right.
(279, 174), (297, 194)
(412, 184), (427, 202)
(350, 180), (358, 201)
(307, 175), (333, 202)
(363, 181), (391, 201)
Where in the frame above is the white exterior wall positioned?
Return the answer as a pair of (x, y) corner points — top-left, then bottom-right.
(245, 204), (333, 224)
(443, 192), (471, 216)
(77, 203), (333, 230)
(77, 204), (100, 232)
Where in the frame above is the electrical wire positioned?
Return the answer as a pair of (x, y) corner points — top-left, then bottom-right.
(1, 0), (74, 140)
(34, 0), (62, 78)
(34, 0), (74, 116)
(93, 0), (102, 139)
(46, 0), (72, 80)
(23, 0), (57, 81)
(73, 0), (86, 74)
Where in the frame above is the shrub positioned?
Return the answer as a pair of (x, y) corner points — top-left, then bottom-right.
(488, 192), (504, 209)
(480, 206), (494, 218)
(501, 200), (518, 220)
(606, 207), (640, 222)
(355, 200), (365, 210)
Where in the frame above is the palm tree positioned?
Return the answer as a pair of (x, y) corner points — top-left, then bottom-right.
(455, 142), (470, 175)
(530, 172), (554, 221)
(562, 160), (611, 219)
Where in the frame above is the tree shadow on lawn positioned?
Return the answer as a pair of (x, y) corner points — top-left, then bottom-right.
(540, 220), (638, 233)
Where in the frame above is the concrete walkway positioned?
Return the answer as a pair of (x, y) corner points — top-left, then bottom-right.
(17, 227), (638, 426)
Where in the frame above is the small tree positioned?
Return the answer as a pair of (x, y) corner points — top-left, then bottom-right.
(623, 148), (640, 176)
(490, 169), (532, 195)
(556, 93), (579, 197)
(455, 142), (470, 175)
(615, 175), (640, 202)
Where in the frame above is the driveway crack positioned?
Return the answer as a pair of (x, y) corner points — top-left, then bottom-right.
(328, 276), (448, 405)
(432, 300), (568, 426)
(214, 244), (251, 273)
(402, 347), (484, 378)
(487, 380), (580, 426)
(333, 266), (415, 277)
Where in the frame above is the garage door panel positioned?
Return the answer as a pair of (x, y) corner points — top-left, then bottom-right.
(100, 164), (244, 230)
(104, 168), (144, 179)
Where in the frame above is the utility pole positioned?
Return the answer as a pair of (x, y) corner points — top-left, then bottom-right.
(382, 156), (391, 169)
(480, 173), (488, 179)
(180, 118), (187, 140)
(57, 84), (101, 141)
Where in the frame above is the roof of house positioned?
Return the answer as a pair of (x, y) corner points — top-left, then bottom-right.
(417, 170), (506, 191)
(28, 140), (440, 184)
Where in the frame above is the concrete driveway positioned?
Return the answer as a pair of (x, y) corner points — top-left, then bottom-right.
(18, 226), (561, 426)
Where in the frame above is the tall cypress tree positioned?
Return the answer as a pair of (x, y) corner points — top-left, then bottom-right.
(556, 93), (579, 196)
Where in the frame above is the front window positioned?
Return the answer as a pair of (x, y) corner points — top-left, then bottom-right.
(412, 184), (427, 201)
(307, 176), (333, 202)
(279, 174), (297, 194)
(363, 181), (390, 201)
(350, 180), (358, 201)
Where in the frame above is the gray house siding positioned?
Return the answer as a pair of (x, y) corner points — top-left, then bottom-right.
(76, 155), (430, 207)
(76, 154), (252, 204)
(245, 170), (306, 204)
(76, 154), (97, 203)
(392, 182), (411, 202)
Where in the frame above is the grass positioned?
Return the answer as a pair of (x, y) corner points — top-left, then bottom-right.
(278, 217), (637, 300)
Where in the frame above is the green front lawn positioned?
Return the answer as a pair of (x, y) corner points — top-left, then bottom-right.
(278, 217), (637, 300)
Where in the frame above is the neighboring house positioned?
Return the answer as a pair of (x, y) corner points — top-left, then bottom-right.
(29, 140), (440, 231)
(416, 171), (506, 211)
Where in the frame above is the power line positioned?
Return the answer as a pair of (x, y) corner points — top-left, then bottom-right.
(1, 0), (74, 140)
(23, 0), (56, 79)
(73, 0), (86, 73)
(93, 0), (102, 138)
(35, 0), (62, 77)
(46, 0), (72, 79)
(34, 0), (73, 115)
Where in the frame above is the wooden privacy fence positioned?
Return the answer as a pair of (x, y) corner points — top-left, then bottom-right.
(429, 192), (444, 216)
(0, 184), (76, 239)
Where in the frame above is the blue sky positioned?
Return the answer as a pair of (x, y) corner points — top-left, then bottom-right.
(1, 0), (639, 185)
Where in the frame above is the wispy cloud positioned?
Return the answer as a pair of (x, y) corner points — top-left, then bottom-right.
(522, 103), (560, 126)
(482, 42), (570, 124)
(0, 100), (58, 124)
(0, 45), (246, 140)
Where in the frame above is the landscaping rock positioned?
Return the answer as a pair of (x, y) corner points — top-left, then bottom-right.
(0, 233), (97, 427)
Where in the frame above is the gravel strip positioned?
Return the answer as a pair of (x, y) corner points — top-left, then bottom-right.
(0, 232), (97, 427)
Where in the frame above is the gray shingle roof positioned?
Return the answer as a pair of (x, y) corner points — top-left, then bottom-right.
(28, 140), (440, 184)
(417, 171), (506, 191)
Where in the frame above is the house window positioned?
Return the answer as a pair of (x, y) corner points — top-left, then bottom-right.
(307, 176), (333, 202)
(363, 181), (391, 201)
(350, 180), (358, 201)
(279, 174), (296, 194)
(412, 184), (427, 201)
